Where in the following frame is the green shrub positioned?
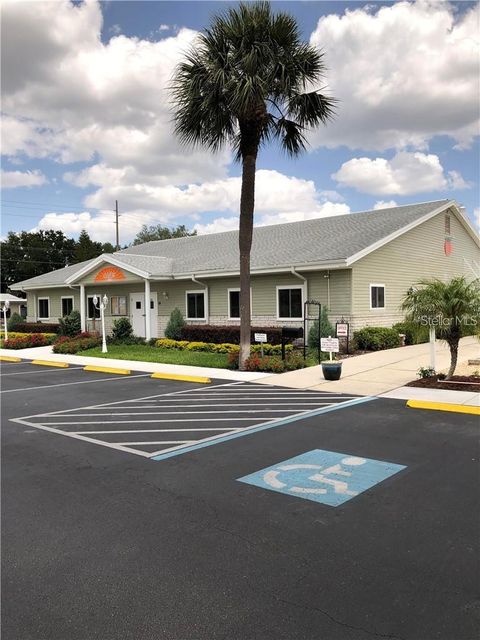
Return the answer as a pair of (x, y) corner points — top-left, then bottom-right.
(308, 307), (335, 350)
(227, 351), (306, 372)
(165, 308), (185, 340)
(7, 312), (23, 331)
(353, 326), (399, 351)
(111, 317), (134, 342)
(58, 310), (82, 337)
(392, 321), (429, 345)
(53, 332), (101, 354)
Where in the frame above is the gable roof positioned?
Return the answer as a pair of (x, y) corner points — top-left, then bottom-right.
(11, 199), (476, 289)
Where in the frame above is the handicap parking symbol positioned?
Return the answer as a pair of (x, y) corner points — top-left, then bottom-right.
(238, 449), (406, 506)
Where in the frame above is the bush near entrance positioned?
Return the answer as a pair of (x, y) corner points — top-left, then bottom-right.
(353, 327), (399, 351)
(53, 332), (101, 354)
(58, 310), (82, 337)
(7, 312), (23, 332)
(164, 308), (186, 340)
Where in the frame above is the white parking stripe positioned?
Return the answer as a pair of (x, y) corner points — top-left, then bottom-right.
(39, 409), (308, 418)
(0, 366), (85, 377)
(75, 428), (242, 434)
(42, 417), (280, 425)
(117, 441), (194, 446)
(1, 373), (152, 393)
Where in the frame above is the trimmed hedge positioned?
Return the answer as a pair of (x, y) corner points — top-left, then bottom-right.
(353, 326), (400, 351)
(179, 325), (291, 345)
(14, 322), (60, 334)
(155, 338), (293, 355)
(53, 332), (101, 354)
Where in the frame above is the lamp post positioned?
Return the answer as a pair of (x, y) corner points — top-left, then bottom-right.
(2, 299), (10, 342)
(92, 294), (108, 353)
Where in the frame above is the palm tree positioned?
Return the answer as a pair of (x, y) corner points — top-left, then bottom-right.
(402, 277), (480, 379)
(171, 1), (336, 369)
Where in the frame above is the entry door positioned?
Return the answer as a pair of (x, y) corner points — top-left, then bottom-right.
(130, 292), (158, 338)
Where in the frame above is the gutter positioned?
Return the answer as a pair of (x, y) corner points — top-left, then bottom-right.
(191, 274), (209, 323)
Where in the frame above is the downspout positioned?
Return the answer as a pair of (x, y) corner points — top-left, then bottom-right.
(191, 275), (209, 323)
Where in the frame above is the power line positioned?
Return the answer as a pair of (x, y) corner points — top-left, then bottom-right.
(1, 198), (107, 211)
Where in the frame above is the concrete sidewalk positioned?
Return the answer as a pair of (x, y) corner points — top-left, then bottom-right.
(0, 345), (270, 382)
(258, 336), (480, 399)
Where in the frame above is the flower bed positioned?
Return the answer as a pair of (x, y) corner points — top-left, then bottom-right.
(227, 351), (306, 372)
(3, 333), (57, 349)
(155, 338), (293, 355)
(53, 332), (101, 354)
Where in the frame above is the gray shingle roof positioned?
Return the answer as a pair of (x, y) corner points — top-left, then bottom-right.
(11, 200), (451, 288)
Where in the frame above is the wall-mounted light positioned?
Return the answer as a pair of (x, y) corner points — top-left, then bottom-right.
(162, 291), (169, 300)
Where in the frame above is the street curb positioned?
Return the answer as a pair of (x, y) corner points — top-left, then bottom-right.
(406, 399), (480, 415)
(151, 372), (211, 384)
(83, 365), (131, 375)
(31, 360), (69, 368)
(0, 355), (22, 362)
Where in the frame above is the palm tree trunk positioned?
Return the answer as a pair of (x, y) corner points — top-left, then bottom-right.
(239, 153), (256, 370)
(446, 337), (459, 379)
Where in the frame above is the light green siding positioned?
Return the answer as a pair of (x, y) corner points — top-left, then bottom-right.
(351, 208), (480, 326)
(26, 287), (80, 322)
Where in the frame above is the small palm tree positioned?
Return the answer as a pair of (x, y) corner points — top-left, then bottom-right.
(172, 1), (336, 368)
(402, 277), (480, 379)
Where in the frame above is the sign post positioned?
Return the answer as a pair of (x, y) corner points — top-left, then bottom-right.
(320, 336), (340, 361)
(335, 318), (350, 354)
(254, 332), (267, 358)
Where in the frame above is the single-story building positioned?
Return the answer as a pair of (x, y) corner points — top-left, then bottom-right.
(10, 199), (480, 338)
(0, 293), (27, 320)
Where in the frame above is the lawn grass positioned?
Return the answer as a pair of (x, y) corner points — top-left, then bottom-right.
(82, 344), (230, 368)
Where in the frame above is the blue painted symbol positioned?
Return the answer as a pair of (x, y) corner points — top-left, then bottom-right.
(238, 449), (406, 506)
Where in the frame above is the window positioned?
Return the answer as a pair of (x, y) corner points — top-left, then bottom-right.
(228, 289), (240, 319)
(370, 284), (385, 309)
(61, 297), (73, 317)
(38, 298), (50, 319)
(277, 287), (303, 319)
(186, 291), (205, 319)
(111, 295), (127, 316)
(87, 296), (101, 320)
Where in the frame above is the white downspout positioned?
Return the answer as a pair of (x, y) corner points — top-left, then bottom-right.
(291, 267), (307, 313)
(144, 279), (151, 341)
(191, 275), (209, 323)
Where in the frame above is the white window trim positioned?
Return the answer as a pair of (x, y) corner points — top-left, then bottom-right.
(86, 294), (101, 320)
(185, 289), (206, 321)
(37, 297), (50, 320)
(369, 283), (386, 310)
(227, 288), (252, 320)
(276, 285), (304, 321)
(110, 295), (128, 316)
(60, 296), (74, 317)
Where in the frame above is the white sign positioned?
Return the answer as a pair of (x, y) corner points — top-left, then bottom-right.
(254, 332), (267, 343)
(321, 337), (339, 353)
(336, 323), (349, 338)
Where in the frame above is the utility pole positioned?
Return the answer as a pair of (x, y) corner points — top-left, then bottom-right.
(115, 200), (120, 251)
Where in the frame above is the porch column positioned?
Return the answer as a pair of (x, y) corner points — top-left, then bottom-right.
(80, 285), (86, 332)
(144, 279), (151, 341)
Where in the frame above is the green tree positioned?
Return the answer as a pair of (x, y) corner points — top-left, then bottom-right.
(0, 230), (76, 292)
(132, 224), (196, 246)
(402, 277), (480, 379)
(73, 230), (103, 263)
(172, 1), (336, 368)
(165, 307), (186, 340)
(102, 242), (115, 253)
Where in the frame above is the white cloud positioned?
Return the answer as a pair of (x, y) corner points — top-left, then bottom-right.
(332, 151), (469, 195)
(309, 1), (479, 150)
(1, 169), (47, 188)
(373, 200), (398, 210)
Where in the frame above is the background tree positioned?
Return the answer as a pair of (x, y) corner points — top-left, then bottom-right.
(0, 230), (76, 292)
(72, 230), (104, 263)
(133, 224), (197, 246)
(402, 277), (480, 379)
(172, 1), (336, 368)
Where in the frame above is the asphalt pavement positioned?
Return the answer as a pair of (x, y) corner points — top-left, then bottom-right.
(1, 361), (479, 640)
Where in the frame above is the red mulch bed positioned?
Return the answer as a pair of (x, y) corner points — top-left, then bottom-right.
(406, 375), (480, 393)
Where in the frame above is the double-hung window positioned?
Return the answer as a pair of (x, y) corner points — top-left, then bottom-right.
(277, 286), (303, 320)
(370, 284), (385, 309)
(61, 297), (73, 317)
(186, 291), (205, 320)
(111, 296), (127, 316)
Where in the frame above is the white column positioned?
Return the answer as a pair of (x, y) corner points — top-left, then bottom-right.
(80, 285), (86, 332)
(144, 279), (151, 341)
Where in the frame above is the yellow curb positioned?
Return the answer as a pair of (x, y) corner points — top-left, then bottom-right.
(84, 365), (131, 375)
(407, 399), (480, 416)
(31, 360), (69, 368)
(0, 355), (22, 362)
(151, 372), (211, 384)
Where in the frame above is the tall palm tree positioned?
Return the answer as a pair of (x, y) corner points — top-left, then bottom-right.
(172, 1), (336, 368)
(402, 276), (480, 379)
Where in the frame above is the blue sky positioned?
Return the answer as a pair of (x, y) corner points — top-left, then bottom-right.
(1, 0), (479, 244)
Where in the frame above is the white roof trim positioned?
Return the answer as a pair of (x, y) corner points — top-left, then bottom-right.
(65, 254), (150, 284)
(345, 200), (475, 266)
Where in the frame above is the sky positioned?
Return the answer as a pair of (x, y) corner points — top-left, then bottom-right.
(1, 0), (479, 246)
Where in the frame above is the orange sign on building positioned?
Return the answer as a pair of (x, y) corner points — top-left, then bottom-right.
(94, 266), (126, 282)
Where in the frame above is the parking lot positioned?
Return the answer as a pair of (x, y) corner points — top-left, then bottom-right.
(2, 360), (479, 640)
